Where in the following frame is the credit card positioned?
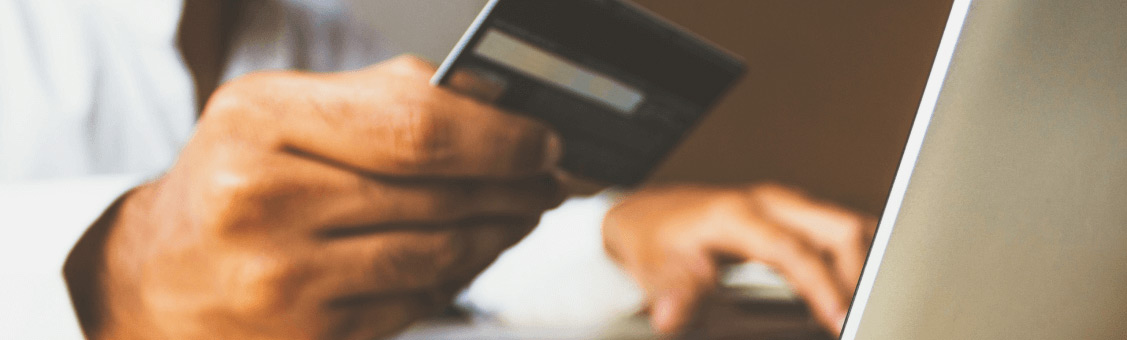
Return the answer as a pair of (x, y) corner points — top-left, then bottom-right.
(432, 0), (746, 186)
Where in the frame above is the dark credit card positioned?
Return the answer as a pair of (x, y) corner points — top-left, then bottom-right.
(431, 0), (746, 186)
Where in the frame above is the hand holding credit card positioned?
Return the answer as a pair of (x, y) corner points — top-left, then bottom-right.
(432, 0), (745, 186)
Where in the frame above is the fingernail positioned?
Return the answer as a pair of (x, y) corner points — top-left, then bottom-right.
(651, 296), (677, 334)
(834, 311), (848, 333)
(542, 132), (563, 170)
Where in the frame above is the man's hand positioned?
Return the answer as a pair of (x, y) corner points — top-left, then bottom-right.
(602, 184), (876, 335)
(65, 56), (564, 340)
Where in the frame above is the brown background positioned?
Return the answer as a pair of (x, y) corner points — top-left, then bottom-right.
(635, 0), (954, 214)
(354, 0), (956, 215)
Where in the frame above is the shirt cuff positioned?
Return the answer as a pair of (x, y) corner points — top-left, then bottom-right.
(456, 189), (645, 327)
(0, 174), (148, 339)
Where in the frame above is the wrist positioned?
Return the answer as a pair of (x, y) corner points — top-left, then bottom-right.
(63, 182), (160, 339)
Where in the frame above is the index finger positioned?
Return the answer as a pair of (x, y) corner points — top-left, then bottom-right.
(745, 184), (877, 291)
(203, 55), (562, 178)
(706, 212), (850, 334)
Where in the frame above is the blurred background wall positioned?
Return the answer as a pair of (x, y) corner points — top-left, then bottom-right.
(346, 0), (489, 62)
(345, 0), (954, 215)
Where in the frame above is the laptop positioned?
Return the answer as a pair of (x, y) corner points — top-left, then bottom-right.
(396, 0), (1126, 338)
(842, 0), (1127, 339)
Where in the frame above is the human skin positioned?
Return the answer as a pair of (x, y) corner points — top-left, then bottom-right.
(603, 184), (877, 335)
(64, 56), (565, 340)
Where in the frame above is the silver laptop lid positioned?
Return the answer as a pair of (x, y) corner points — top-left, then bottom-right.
(843, 0), (1127, 339)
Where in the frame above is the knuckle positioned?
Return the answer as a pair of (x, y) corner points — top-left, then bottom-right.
(844, 217), (867, 240)
(227, 253), (303, 317)
(662, 237), (698, 260)
(746, 182), (791, 200)
(704, 191), (749, 217)
(208, 166), (267, 202)
(196, 156), (277, 235)
(388, 55), (436, 74)
(390, 108), (455, 169)
(200, 84), (254, 127)
(197, 72), (299, 146)
(840, 215), (876, 248)
(760, 232), (803, 264)
(829, 228), (863, 255)
(203, 72), (280, 120)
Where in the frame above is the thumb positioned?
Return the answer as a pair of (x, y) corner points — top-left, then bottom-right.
(648, 254), (717, 335)
(650, 290), (698, 334)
